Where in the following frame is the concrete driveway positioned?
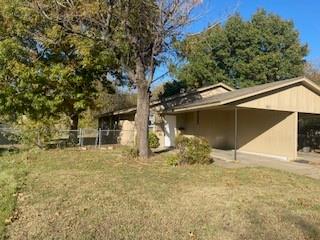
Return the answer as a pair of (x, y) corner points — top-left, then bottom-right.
(297, 152), (320, 165)
(212, 149), (320, 180)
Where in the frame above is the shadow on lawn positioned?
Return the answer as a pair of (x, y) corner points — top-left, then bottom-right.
(0, 146), (20, 156)
(152, 147), (175, 154)
(287, 213), (320, 239)
(239, 208), (320, 240)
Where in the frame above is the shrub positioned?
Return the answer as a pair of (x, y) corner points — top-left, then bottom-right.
(166, 154), (180, 166)
(176, 135), (213, 165)
(12, 116), (70, 148)
(148, 132), (160, 149)
(125, 147), (139, 159)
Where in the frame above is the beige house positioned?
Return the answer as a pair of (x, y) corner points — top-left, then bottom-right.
(98, 77), (320, 161)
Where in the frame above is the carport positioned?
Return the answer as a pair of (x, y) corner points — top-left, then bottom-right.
(170, 77), (320, 161)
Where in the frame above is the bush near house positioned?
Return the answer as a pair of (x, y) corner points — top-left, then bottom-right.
(166, 154), (180, 166)
(175, 135), (213, 165)
(148, 132), (160, 149)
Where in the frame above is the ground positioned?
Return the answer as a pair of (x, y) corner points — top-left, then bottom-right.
(1, 148), (320, 240)
(212, 149), (320, 179)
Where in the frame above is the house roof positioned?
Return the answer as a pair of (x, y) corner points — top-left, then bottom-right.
(98, 76), (320, 117)
(173, 76), (320, 112)
(97, 82), (234, 118)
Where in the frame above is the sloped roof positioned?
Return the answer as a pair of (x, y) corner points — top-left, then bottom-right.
(97, 82), (234, 117)
(173, 77), (320, 112)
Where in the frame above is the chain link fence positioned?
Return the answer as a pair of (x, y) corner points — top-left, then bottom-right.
(0, 128), (136, 150)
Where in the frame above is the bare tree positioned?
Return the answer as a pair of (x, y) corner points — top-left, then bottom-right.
(27, 0), (207, 157)
(123, 0), (205, 158)
(305, 63), (320, 85)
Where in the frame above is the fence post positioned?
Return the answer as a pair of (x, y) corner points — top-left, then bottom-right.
(99, 128), (102, 149)
(95, 129), (98, 148)
(81, 129), (84, 147)
(79, 128), (82, 147)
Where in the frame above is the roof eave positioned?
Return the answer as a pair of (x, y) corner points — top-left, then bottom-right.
(219, 77), (320, 106)
(172, 77), (319, 113)
(98, 82), (235, 117)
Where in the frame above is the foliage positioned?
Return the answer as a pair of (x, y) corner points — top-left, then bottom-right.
(0, 154), (27, 239)
(0, 0), (204, 157)
(78, 110), (98, 129)
(148, 132), (160, 149)
(165, 154), (180, 166)
(125, 147), (139, 159)
(305, 63), (320, 85)
(12, 116), (70, 148)
(0, 0), (119, 128)
(172, 9), (308, 88)
(152, 80), (188, 100)
(79, 83), (137, 129)
(25, 0), (203, 158)
(93, 83), (137, 114)
(175, 135), (213, 165)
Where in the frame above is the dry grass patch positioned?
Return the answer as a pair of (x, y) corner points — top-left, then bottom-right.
(1, 148), (320, 240)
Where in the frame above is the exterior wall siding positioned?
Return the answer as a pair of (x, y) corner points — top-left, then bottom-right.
(118, 120), (136, 146)
(177, 108), (298, 160)
(177, 109), (234, 149)
(237, 109), (297, 160)
(238, 85), (320, 114)
(104, 108), (299, 159)
(99, 85), (232, 148)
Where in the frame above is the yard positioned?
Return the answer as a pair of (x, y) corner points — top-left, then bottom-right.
(1, 148), (320, 240)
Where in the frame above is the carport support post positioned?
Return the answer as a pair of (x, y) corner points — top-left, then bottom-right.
(293, 112), (298, 160)
(234, 107), (238, 161)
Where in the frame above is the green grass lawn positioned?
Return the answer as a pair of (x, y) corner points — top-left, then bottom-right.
(1, 148), (320, 240)
(0, 149), (26, 240)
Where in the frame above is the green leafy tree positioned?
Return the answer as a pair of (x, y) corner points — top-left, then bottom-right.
(27, 0), (204, 157)
(79, 85), (137, 129)
(172, 9), (308, 88)
(152, 80), (188, 100)
(0, 0), (119, 131)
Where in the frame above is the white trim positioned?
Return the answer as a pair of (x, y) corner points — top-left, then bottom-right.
(164, 115), (177, 147)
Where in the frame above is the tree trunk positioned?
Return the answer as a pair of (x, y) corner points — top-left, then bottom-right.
(69, 114), (79, 145)
(135, 83), (150, 158)
(133, 57), (150, 158)
(71, 114), (79, 130)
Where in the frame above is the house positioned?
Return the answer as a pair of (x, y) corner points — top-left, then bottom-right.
(98, 82), (234, 146)
(98, 76), (320, 161)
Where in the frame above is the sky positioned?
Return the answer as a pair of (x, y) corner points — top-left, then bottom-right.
(153, 0), (320, 86)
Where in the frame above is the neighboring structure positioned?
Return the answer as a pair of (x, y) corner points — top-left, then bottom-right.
(98, 77), (320, 161)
